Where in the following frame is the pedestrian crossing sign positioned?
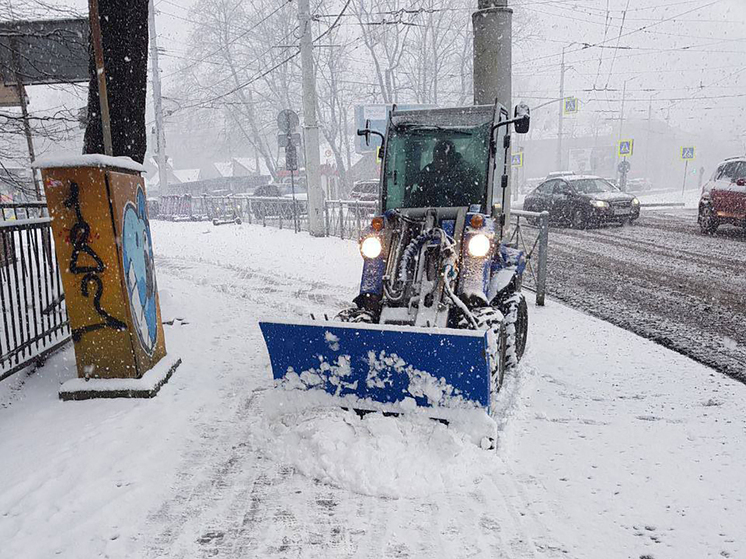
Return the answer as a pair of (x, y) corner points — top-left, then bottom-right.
(618, 139), (634, 157)
(681, 146), (695, 160)
(511, 153), (523, 167)
(563, 97), (579, 115)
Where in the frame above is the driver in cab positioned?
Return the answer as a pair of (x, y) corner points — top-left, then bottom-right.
(409, 139), (481, 207)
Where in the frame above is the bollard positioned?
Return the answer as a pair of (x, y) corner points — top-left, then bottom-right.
(536, 211), (549, 306)
(324, 200), (330, 237)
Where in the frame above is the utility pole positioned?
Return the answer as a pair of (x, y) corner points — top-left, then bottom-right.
(644, 96), (652, 179)
(298, 0), (324, 237)
(618, 79), (627, 143)
(556, 47), (566, 170)
(472, 0), (512, 109)
(149, 0), (168, 195)
(472, 0), (512, 226)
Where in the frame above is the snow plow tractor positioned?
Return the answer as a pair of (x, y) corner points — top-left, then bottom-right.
(260, 102), (531, 446)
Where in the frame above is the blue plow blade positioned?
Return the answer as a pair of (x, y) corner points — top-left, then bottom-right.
(259, 319), (492, 411)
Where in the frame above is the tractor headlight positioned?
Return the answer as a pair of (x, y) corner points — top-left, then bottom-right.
(360, 236), (382, 259)
(467, 234), (491, 257)
(591, 200), (609, 209)
(632, 197), (640, 206)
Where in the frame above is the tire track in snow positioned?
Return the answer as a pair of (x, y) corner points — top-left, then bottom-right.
(521, 212), (746, 381)
(155, 255), (353, 319)
(144, 258), (565, 558)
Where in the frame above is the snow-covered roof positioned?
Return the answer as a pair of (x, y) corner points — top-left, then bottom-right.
(173, 169), (202, 184)
(214, 161), (233, 178)
(233, 157), (271, 176)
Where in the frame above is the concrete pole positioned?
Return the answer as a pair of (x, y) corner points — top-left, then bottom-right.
(556, 47), (565, 171)
(149, 0), (169, 196)
(618, 79), (628, 144)
(298, 0), (325, 237)
(472, 0), (512, 109)
(472, 0), (512, 231)
(644, 95), (652, 180)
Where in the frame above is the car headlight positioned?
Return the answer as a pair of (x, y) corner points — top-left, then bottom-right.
(467, 234), (491, 257)
(591, 200), (609, 208)
(632, 198), (640, 206)
(360, 236), (382, 259)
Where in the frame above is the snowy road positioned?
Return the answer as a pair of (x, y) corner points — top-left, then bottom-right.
(1, 221), (745, 559)
(525, 207), (746, 381)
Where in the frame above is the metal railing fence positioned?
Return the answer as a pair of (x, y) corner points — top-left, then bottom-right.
(508, 209), (549, 306)
(152, 195), (549, 304)
(324, 200), (377, 239)
(154, 194), (375, 237)
(1, 205), (70, 381)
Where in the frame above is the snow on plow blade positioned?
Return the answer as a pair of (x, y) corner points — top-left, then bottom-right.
(259, 319), (492, 413)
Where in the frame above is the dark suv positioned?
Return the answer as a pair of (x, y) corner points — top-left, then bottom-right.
(523, 175), (640, 229)
(699, 157), (746, 234)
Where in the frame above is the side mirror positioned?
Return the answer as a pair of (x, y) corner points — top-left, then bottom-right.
(357, 119), (372, 146)
(736, 178), (746, 187)
(514, 102), (530, 134)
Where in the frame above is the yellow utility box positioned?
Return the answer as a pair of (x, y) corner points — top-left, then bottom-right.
(36, 155), (166, 379)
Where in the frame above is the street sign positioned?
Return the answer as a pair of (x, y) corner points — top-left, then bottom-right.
(0, 83), (23, 107)
(277, 133), (301, 148)
(681, 146), (695, 160)
(511, 152), (523, 168)
(0, 19), (89, 86)
(277, 109), (299, 134)
(563, 97), (579, 115)
(618, 139), (634, 157)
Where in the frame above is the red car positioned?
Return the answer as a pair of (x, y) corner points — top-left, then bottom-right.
(699, 156), (746, 234)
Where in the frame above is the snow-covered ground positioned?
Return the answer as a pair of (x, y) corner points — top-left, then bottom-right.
(1, 221), (744, 559)
(636, 187), (701, 209)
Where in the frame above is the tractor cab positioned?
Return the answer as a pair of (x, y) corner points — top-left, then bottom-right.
(381, 105), (506, 214)
(359, 102), (529, 238)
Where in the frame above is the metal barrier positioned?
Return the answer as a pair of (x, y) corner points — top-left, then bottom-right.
(239, 196), (309, 232)
(151, 197), (548, 305)
(507, 209), (549, 306)
(324, 200), (377, 239)
(1, 203), (71, 381)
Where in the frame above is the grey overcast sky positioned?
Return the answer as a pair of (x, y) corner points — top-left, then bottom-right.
(6, 0), (746, 157)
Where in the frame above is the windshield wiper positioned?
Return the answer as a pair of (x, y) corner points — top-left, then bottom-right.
(398, 125), (473, 137)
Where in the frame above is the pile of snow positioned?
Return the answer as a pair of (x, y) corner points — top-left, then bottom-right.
(250, 389), (497, 499)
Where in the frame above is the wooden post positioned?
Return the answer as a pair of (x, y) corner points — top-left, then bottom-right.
(88, 0), (114, 156)
(9, 38), (42, 200)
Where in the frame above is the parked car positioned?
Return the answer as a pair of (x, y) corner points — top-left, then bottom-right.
(349, 179), (379, 202)
(523, 175), (640, 229)
(349, 179), (379, 217)
(546, 171), (575, 180)
(249, 183), (306, 220)
(698, 156), (746, 234)
(627, 178), (653, 192)
(251, 184), (281, 198)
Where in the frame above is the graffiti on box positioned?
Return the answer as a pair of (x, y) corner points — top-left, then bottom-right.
(122, 186), (158, 355)
(64, 180), (127, 341)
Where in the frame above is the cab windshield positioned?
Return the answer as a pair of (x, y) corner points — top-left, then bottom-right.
(382, 122), (491, 210)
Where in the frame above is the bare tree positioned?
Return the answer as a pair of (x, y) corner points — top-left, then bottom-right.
(350, 0), (421, 104)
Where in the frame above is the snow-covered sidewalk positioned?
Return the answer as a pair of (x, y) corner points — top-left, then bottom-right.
(1, 221), (743, 559)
